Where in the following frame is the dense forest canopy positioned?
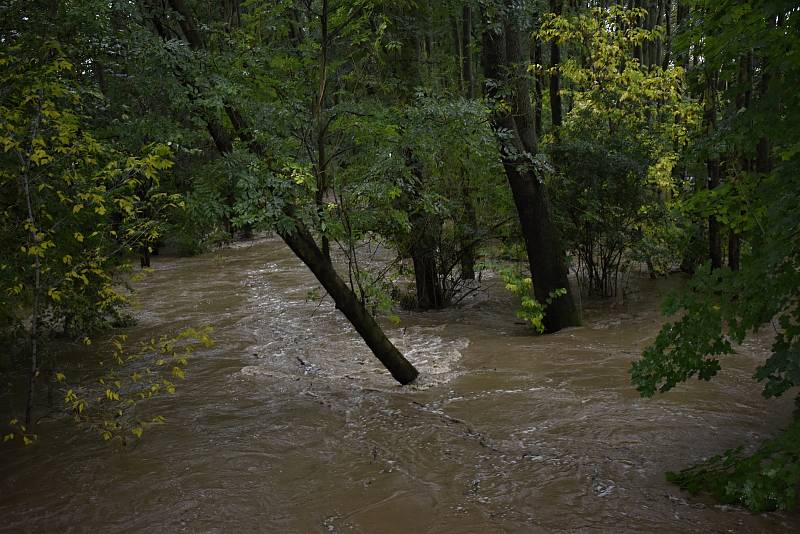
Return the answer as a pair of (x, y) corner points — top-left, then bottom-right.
(1, 0), (799, 513)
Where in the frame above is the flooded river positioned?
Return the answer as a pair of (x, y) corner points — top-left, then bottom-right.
(1, 238), (798, 532)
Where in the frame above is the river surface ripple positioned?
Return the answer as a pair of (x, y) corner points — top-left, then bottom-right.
(1, 238), (798, 533)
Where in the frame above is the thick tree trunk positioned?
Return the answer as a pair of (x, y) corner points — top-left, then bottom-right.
(481, 10), (579, 333)
(410, 215), (444, 309)
(459, 5), (477, 280)
(140, 246), (151, 268)
(404, 148), (445, 308)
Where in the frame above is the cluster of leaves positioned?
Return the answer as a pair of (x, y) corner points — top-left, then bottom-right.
(542, 6), (701, 296)
(630, 0), (800, 511)
(0, 19), (190, 439)
(666, 417), (800, 512)
(63, 327), (214, 444)
(0, 44), (180, 340)
(497, 265), (566, 334)
(5, 326), (214, 445)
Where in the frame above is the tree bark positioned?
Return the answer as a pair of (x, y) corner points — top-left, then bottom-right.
(662, 0), (673, 69)
(314, 0), (331, 259)
(282, 220), (418, 384)
(707, 159), (722, 270)
(728, 52), (753, 272)
(410, 214), (444, 309)
(459, 4), (477, 280)
(533, 37), (544, 137)
(404, 148), (445, 308)
(481, 9), (579, 332)
(704, 69), (722, 270)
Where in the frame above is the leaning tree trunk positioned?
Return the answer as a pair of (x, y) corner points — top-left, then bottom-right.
(159, 0), (418, 384)
(282, 220), (419, 384)
(481, 8), (579, 332)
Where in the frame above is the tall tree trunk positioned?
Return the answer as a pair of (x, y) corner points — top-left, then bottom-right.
(410, 214), (444, 309)
(481, 8), (579, 332)
(647, 0), (660, 68)
(676, 1), (689, 70)
(459, 170), (477, 280)
(707, 156), (722, 270)
(632, 0), (643, 65)
(21, 136), (41, 428)
(549, 0), (563, 130)
(314, 0), (331, 259)
(533, 37), (544, 138)
(461, 5), (475, 99)
(452, 15), (464, 94)
(728, 52), (753, 271)
(704, 69), (722, 270)
(459, 4), (477, 280)
(404, 148), (445, 308)
(662, 0), (673, 69)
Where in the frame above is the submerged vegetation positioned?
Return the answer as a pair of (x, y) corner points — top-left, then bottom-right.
(1, 0), (798, 514)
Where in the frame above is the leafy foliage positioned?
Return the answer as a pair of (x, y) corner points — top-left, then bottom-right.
(543, 5), (700, 296)
(629, 0), (800, 512)
(666, 418), (800, 512)
(497, 265), (566, 334)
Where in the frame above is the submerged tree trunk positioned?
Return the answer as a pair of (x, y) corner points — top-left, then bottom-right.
(282, 220), (419, 384)
(404, 148), (445, 309)
(481, 9), (579, 333)
(410, 214), (444, 310)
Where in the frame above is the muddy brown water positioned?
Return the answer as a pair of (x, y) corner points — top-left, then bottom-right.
(1, 238), (798, 533)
